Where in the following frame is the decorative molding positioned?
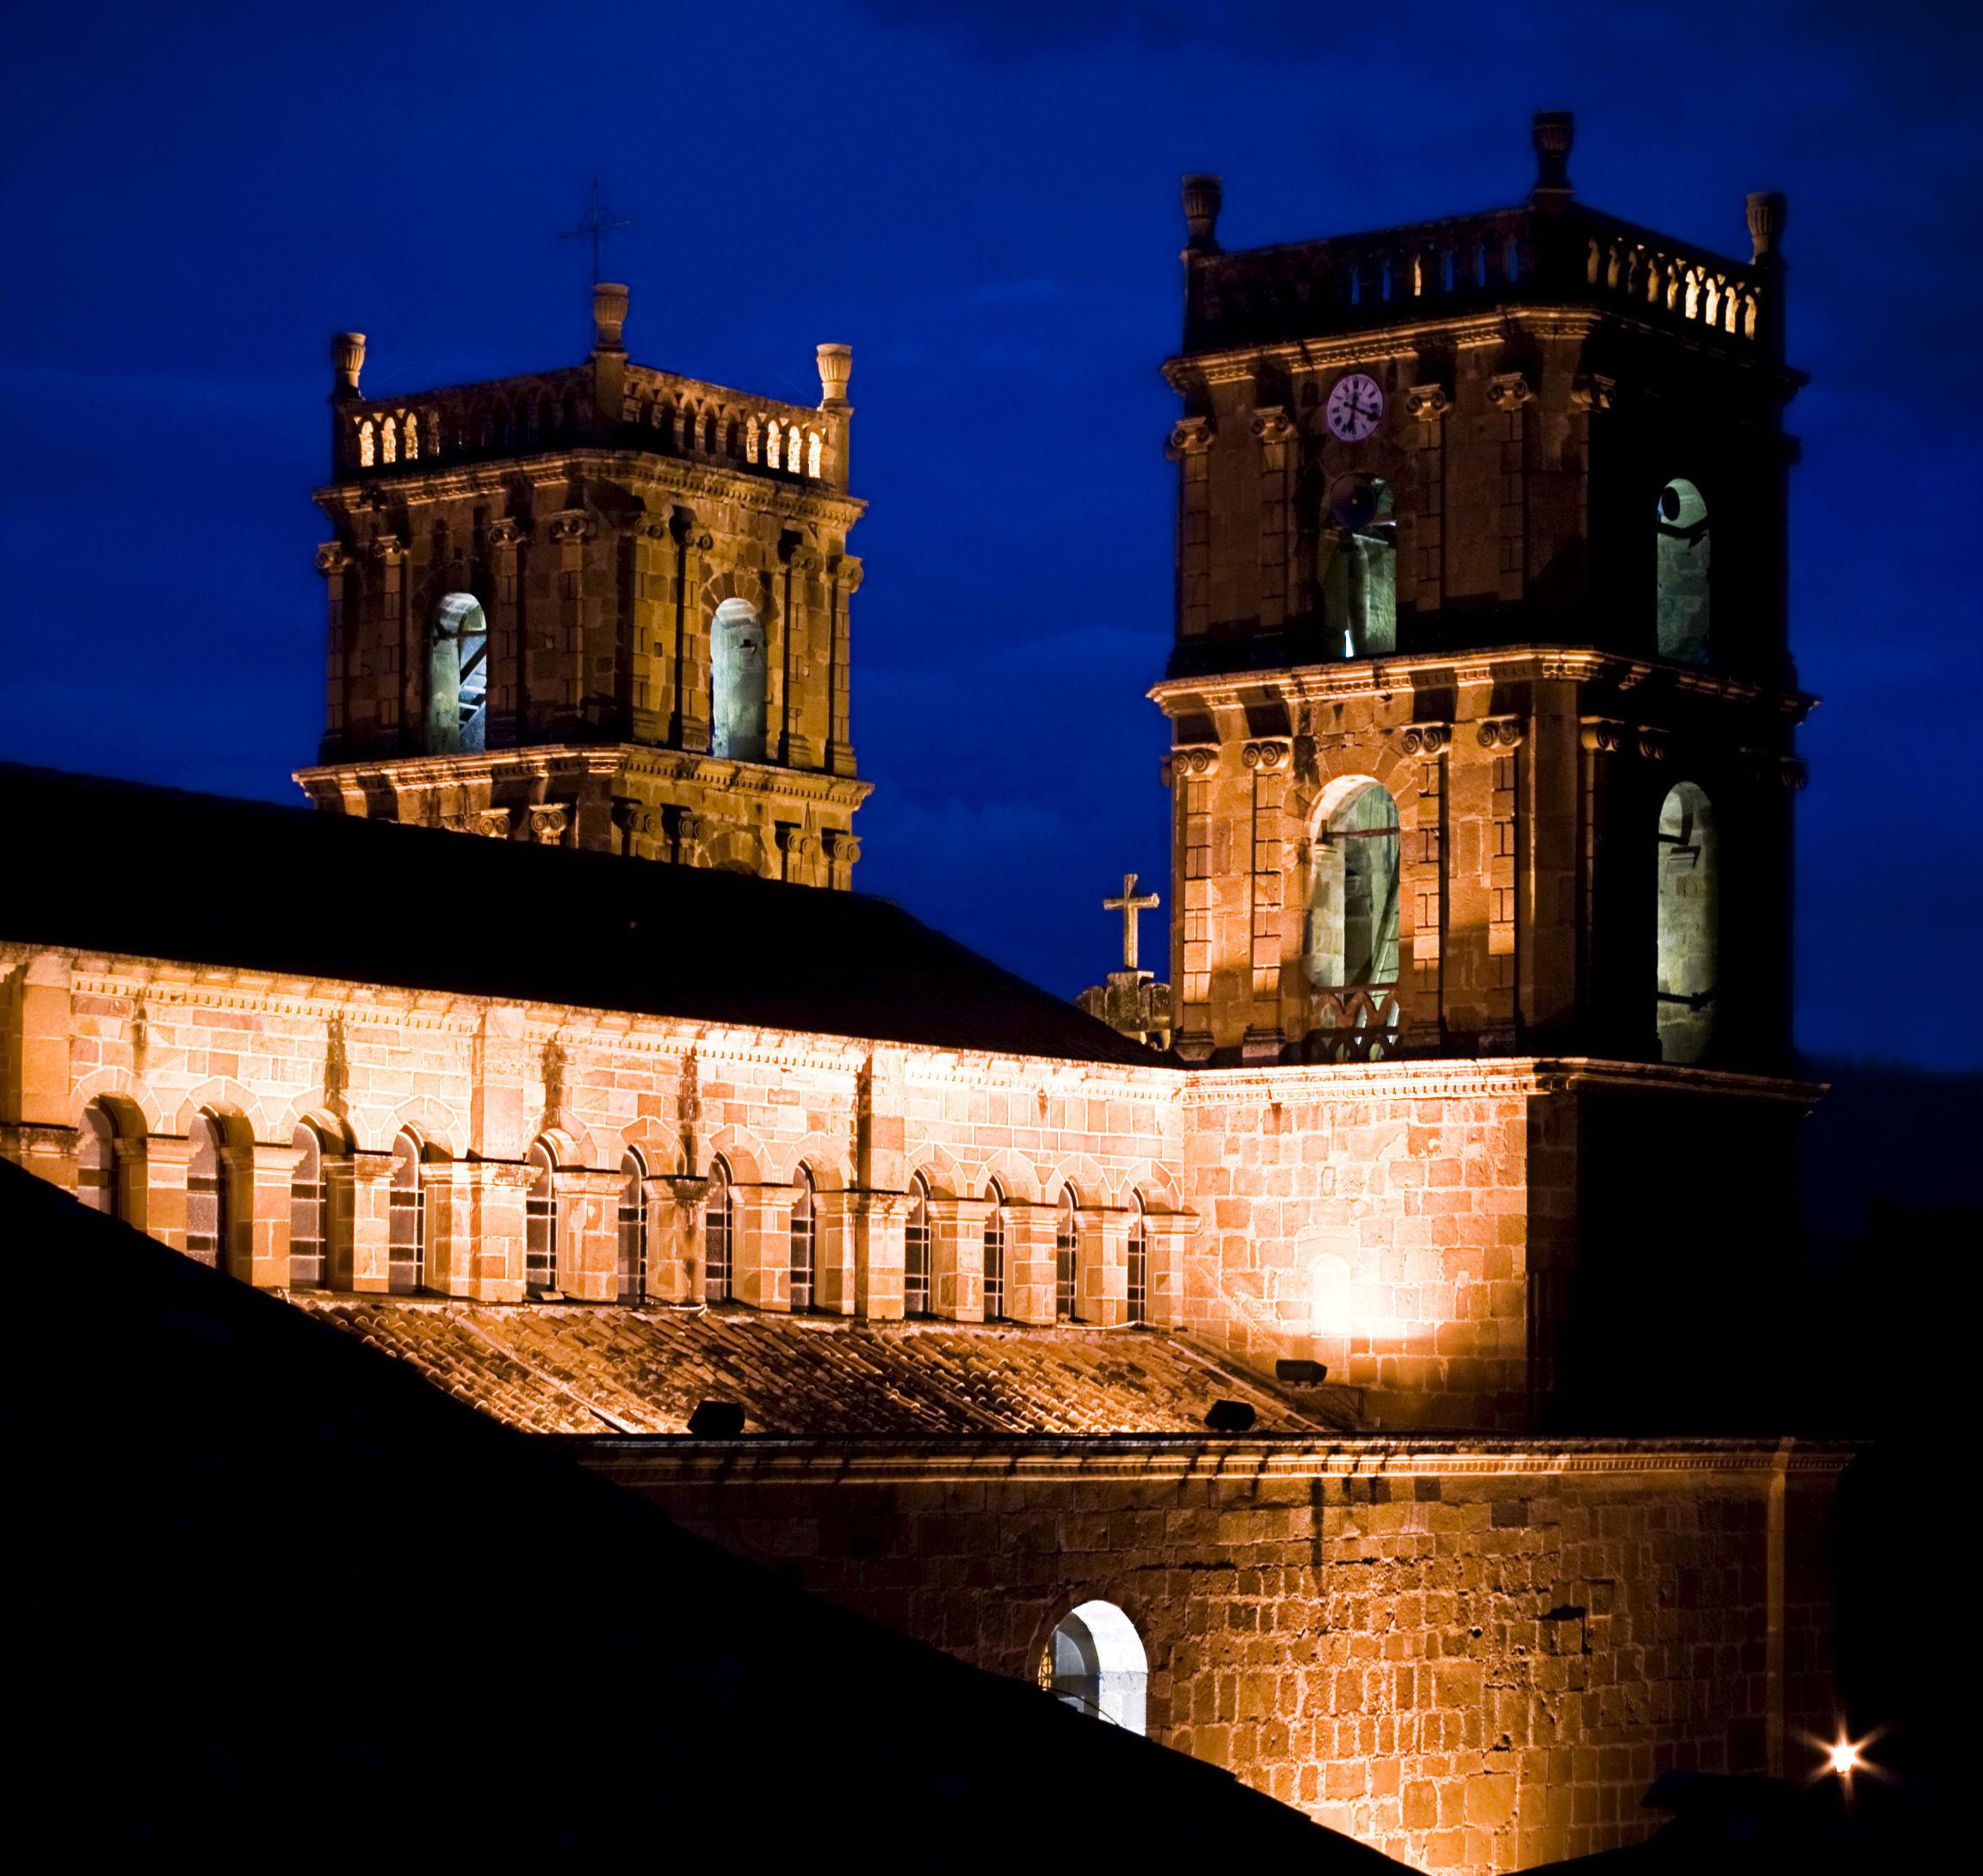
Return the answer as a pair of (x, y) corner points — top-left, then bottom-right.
(1165, 417), (1216, 458)
(1485, 372), (1534, 411)
(1404, 384), (1452, 423)
(1476, 716), (1526, 751)
(1399, 723), (1450, 756)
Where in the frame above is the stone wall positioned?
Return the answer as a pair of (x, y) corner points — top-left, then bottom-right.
(590, 1438), (1846, 1875)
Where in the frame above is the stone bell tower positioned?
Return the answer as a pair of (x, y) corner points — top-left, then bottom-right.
(295, 284), (871, 886)
(1152, 113), (1809, 1071)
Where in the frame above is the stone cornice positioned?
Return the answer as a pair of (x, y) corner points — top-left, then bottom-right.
(315, 447), (865, 530)
(572, 1433), (1859, 1485)
(1151, 645), (1814, 721)
(293, 744), (874, 811)
(1182, 1056), (1821, 1108)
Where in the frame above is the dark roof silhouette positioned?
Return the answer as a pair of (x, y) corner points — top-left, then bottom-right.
(5, 1158), (1403, 1868)
(0, 762), (1155, 1065)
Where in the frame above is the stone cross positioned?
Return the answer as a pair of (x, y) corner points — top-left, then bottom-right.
(1104, 873), (1160, 972)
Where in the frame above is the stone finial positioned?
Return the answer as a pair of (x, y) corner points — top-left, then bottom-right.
(331, 332), (366, 396)
(817, 342), (852, 407)
(1182, 173), (1223, 253)
(1746, 191), (1787, 262)
(1530, 110), (1574, 198)
(593, 281), (629, 351)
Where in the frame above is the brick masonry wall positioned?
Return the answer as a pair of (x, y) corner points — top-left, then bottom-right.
(590, 1442), (1844, 1875)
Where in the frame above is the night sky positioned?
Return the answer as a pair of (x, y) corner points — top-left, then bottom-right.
(3, 2), (1977, 1067)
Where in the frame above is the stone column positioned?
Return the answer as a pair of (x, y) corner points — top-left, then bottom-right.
(813, 1187), (859, 1315)
(1000, 1200), (1059, 1326)
(1167, 417), (1215, 642)
(486, 518), (525, 745)
(930, 1194), (992, 1322)
(450, 1159), (531, 1301)
(418, 1162), (472, 1296)
(1141, 1209), (1198, 1330)
(671, 521), (713, 753)
(1243, 739), (1290, 1059)
(1251, 406), (1294, 631)
(555, 1166), (627, 1303)
(648, 1176), (707, 1305)
(732, 1182), (796, 1311)
(825, 553), (861, 776)
(1399, 721), (1450, 1051)
(856, 1189), (911, 1320)
(144, 1135), (191, 1255)
(634, 521), (675, 738)
(244, 1139), (306, 1289)
(346, 1147), (396, 1291)
(1076, 1203), (1131, 1326)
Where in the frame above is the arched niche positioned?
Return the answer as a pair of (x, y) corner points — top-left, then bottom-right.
(427, 592), (490, 754)
(1655, 478), (1711, 665)
(711, 597), (767, 761)
(1655, 781), (1718, 1065)
(1041, 1601), (1148, 1735)
(1306, 780), (1401, 990)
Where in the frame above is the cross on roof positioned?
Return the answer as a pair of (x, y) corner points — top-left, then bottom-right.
(559, 176), (633, 284)
(1103, 873), (1160, 972)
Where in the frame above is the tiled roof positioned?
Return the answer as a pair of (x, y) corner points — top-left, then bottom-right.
(9, 1156), (1406, 1869)
(291, 1296), (1357, 1435)
(0, 762), (1157, 1065)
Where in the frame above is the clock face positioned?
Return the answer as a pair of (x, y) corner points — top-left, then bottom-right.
(1325, 372), (1385, 442)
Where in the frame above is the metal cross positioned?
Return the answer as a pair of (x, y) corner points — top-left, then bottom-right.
(559, 177), (633, 284)
(1103, 873), (1160, 972)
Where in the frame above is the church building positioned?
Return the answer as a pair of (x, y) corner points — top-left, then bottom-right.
(0, 115), (1844, 1874)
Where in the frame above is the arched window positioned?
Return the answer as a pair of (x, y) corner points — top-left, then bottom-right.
(789, 1165), (816, 1312)
(766, 420), (782, 471)
(1320, 475), (1396, 658)
(745, 413), (761, 463)
(617, 1152), (647, 1305)
(705, 1157), (734, 1303)
(187, 1114), (229, 1273)
(702, 411), (717, 453)
(1655, 478), (1711, 664)
(1127, 1191), (1148, 1324)
(289, 1124), (329, 1287)
(905, 1173), (932, 1318)
(404, 411), (419, 460)
(1656, 782), (1718, 1065)
(526, 1139), (559, 1294)
(1306, 782), (1401, 990)
(388, 1131), (425, 1294)
(806, 430), (822, 478)
(381, 416), (399, 464)
(710, 597), (768, 762)
(77, 1101), (125, 1219)
(982, 1181), (1006, 1322)
(1055, 1186), (1078, 1321)
(357, 417), (376, 466)
(1040, 1601), (1148, 1735)
(426, 592), (489, 756)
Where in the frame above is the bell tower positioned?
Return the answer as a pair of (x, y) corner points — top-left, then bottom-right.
(1153, 114), (1808, 1071)
(296, 284), (871, 887)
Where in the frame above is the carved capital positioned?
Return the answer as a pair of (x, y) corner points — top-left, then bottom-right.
(1241, 739), (1288, 771)
(528, 804), (570, 845)
(786, 544), (824, 575)
(1400, 722), (1450, 756)
(1166, 417), (1216, 459)
(1579, 717), (1628, 755)
(1250, 405), (1294, 444)
(1636, 725), (1671, 762)
(474, 808), (513, 839)
(1781, 756), (1808, 790)
(487, 518), (525, 551)
(547, 512), (594, 546)
(776, 825), (820, 860)
(823, 828), (862, 866)
(1476, 716), (1526, 751)
(1486, 372), (1534, 411)
(1405, 384), (1452, 423)
(368, 533), (406, 565)
(1572, 373), (1616, 413)
(830, 552), (865, 591)
(314, 542), (355, 577)
(1173, 745), (1219, 778)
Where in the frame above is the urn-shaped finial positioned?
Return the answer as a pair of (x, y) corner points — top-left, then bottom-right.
(1530, 110), (1574, 197)
(1182, 173), (1223, 253)
(1746, 191), (1787, 262)
(331, 331), (366, 396)
(593, 281), (629, 351)
(817, 342), (852, 407)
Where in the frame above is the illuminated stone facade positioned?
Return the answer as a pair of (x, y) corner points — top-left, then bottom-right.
(295, 287), (870, 886)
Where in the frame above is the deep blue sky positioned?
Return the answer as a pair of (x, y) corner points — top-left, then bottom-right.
(3, 2), (1977, 1065)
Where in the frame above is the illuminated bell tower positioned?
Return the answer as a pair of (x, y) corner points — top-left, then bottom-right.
(1153, 113), (1808, 1071)
(296, 284), (871, 887)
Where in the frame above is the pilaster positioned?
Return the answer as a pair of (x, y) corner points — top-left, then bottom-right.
(649, 1175), (707, 1305)
(1141, 1209), (1198, 1330)
(733, 1182), (796, 1311)
(1078, 1203), (1132, 1326)
(929, 1194), (992, 1322)
(555, 1165), (628, 1302)
(1000, 1200), (1059, 1327)
(813, 1187), (859, 1315)
(244, 1139), (306, 1289)
(345, 1148), (396, 1291)
(144, 1135), (191, 1255)
(856, 1189), (911, 1321)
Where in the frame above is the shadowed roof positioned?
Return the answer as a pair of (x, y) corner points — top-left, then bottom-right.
(290, 1295), (1359, 1435)
(0, 762), (1156, 1065)
(4, 1157), (1406, 1867)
